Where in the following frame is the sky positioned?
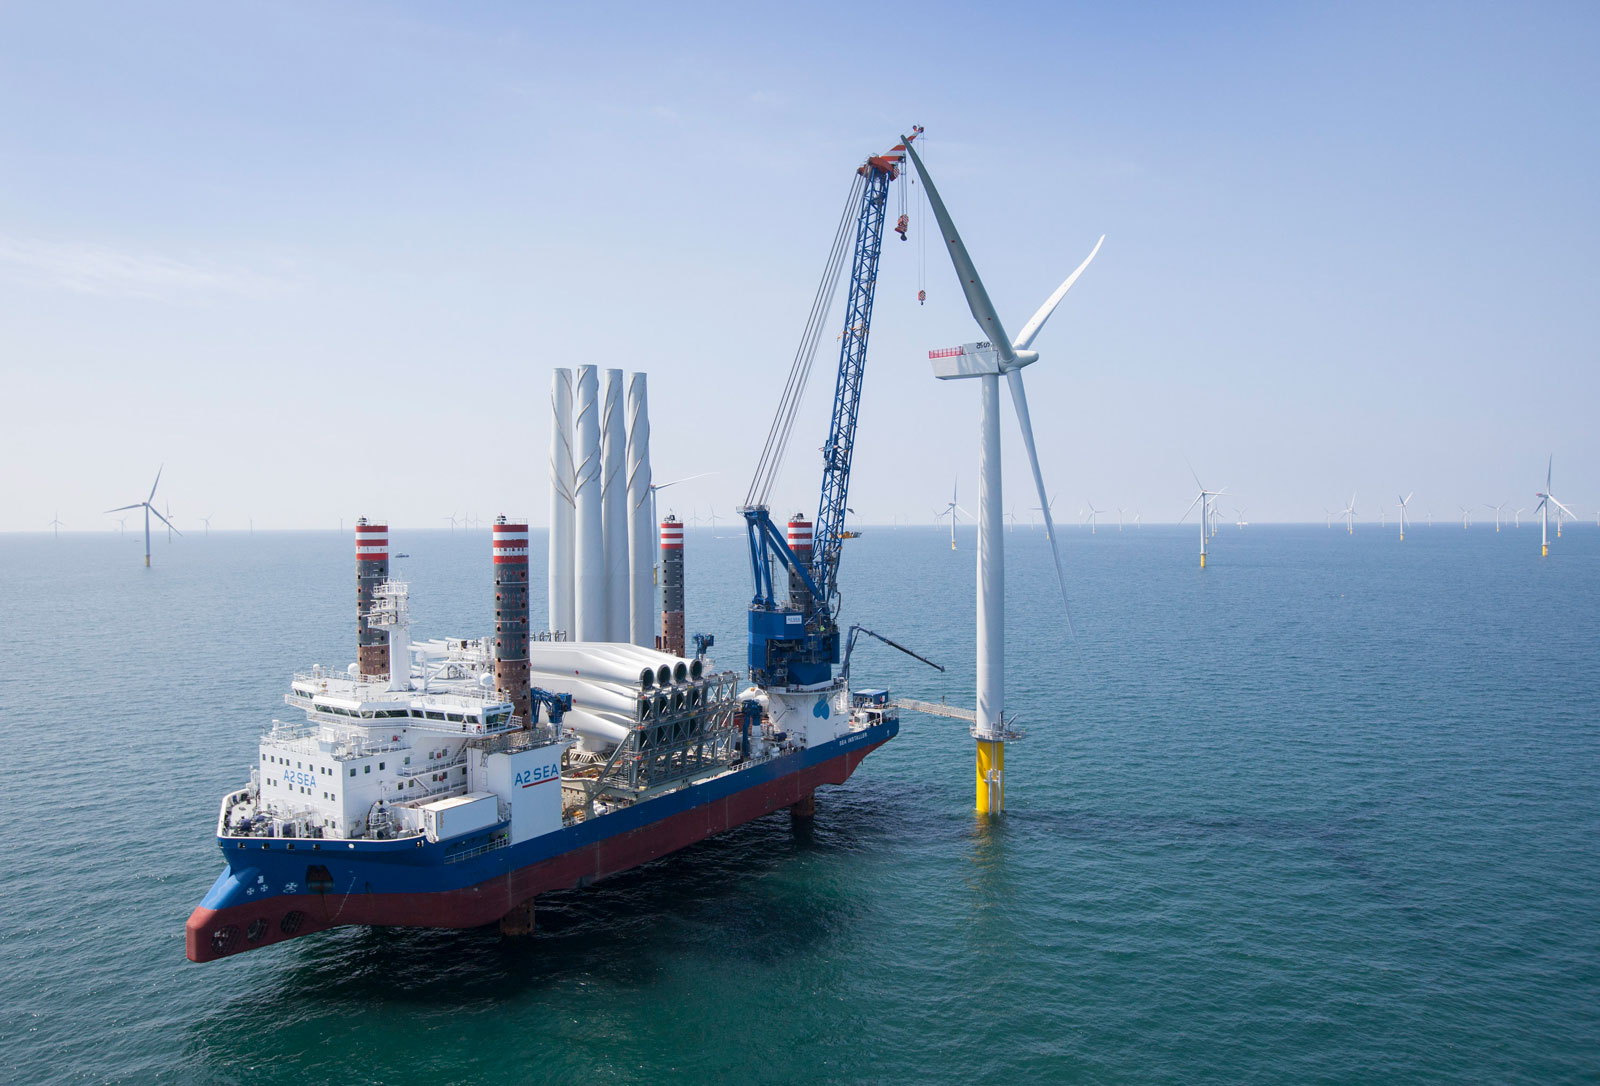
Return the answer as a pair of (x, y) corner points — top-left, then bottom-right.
(2, 0), (1597, 531)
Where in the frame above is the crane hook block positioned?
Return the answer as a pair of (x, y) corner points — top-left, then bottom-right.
(895, 214), (909, 241)
(918, 289), (926, 305)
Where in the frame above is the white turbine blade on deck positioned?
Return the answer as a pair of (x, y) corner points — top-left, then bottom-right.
(1005, 369), (1074, 632)
(1013, 235), (1105, 351)
(901, 137), (1015, 360)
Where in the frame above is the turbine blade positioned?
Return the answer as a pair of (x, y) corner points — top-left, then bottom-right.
(1551, 497), (1578, 519)
(105, 503), (143, 513)
(1004, 370), (1075, 634)
(1179, 493), (1203, 523)
(1012, 235), (1105, 351)
(653, 471), (714, 492)
(151, 507), (181, 535)
(147, 464), (164, 504)
(900, 137), (1015, 361)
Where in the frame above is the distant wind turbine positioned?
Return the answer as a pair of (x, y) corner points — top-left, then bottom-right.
(649, 471), (715, 539)
(1341, 493), (1357, 535)
(1458, 505), (1472, 529)
(106, 465), (179, 567)
(48, 512), (64, 539)
(199, 514), (212, 537)
(1485, 501), (1506, 533)
(1083, 501), (1102, 534)
(1534, 455), (1576, 557)
(1116, 506), (1126, 532)
(1514, 506), (1526, 529)
(1396, 493), (1412, 541)
(1181, 464), (1225, 568)
(936, 479), (970, 551)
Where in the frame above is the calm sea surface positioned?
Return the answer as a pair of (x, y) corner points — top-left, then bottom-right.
(2, 524), (1597, 1084)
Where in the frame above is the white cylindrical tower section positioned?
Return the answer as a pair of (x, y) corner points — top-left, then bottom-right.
(573, 364), (605, 642)
(548, 369), (575, 639)
(975, 374), (1004, 737)
(601, 368), (629, 641)
(625, 372), (654, 647)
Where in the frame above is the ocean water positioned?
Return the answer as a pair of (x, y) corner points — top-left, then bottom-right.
(2, 524), (1597, 1084)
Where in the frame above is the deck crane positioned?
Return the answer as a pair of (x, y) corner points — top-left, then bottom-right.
(741, 128), (921, 690)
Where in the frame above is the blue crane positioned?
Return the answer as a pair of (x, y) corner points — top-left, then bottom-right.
(742, 128), (921, 687)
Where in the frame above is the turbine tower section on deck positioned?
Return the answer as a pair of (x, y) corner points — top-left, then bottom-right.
(573, 365), (604, 641)
(548, 369), (575, 639)
(626, 373), (654, 648)
(601, 369), (629, 641)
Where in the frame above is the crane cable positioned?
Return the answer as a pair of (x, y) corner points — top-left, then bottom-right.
(746, 169), (866, 510)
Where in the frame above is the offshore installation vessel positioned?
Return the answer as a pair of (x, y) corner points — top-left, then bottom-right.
(185, 129), (935, 962)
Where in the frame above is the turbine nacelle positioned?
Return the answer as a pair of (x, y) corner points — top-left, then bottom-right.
(929, 342), (1038, 380)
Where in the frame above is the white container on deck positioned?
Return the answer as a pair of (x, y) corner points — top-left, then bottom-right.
(419, 792), (499, 842)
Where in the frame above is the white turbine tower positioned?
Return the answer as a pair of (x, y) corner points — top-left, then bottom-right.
(1084, 501), (1102, 534)
(1341, 493), (1357, 535)
(906, 134), (1098, 816)
(1534, 455), (1575, 557)
(1397, 492), (1412, 541)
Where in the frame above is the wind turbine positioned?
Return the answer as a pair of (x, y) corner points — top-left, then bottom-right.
(1234, 507), (1248, 529)
(1133, 510), (1143, 529)
(1514, 507), (1526, 529)
(112, 516), (127, 536)
(1341, 493), (1357, 535)
(649, 471), (715, 540)
(935, 479), (969, 551)
(442, 513), (459, 533)
(1030, 493), (1058, 534)
(1485, 501), (1506, 533)
(1181, 465), (1223, 568)
(1116, 507), (1126, 532)
(163, 501), (176, 542)
(1003, 505), (1018, 533)
(907, 133), (1097, 815)
(106, 465), (179, 567)
(199, 514), (212, 537)
(1396, 493), (1412, 541)
(48, 512), (64, 539)
(1534, 455), (1576, 557)
(1323, 506), (1334, 529)
(1083, 501), (1102, 534)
